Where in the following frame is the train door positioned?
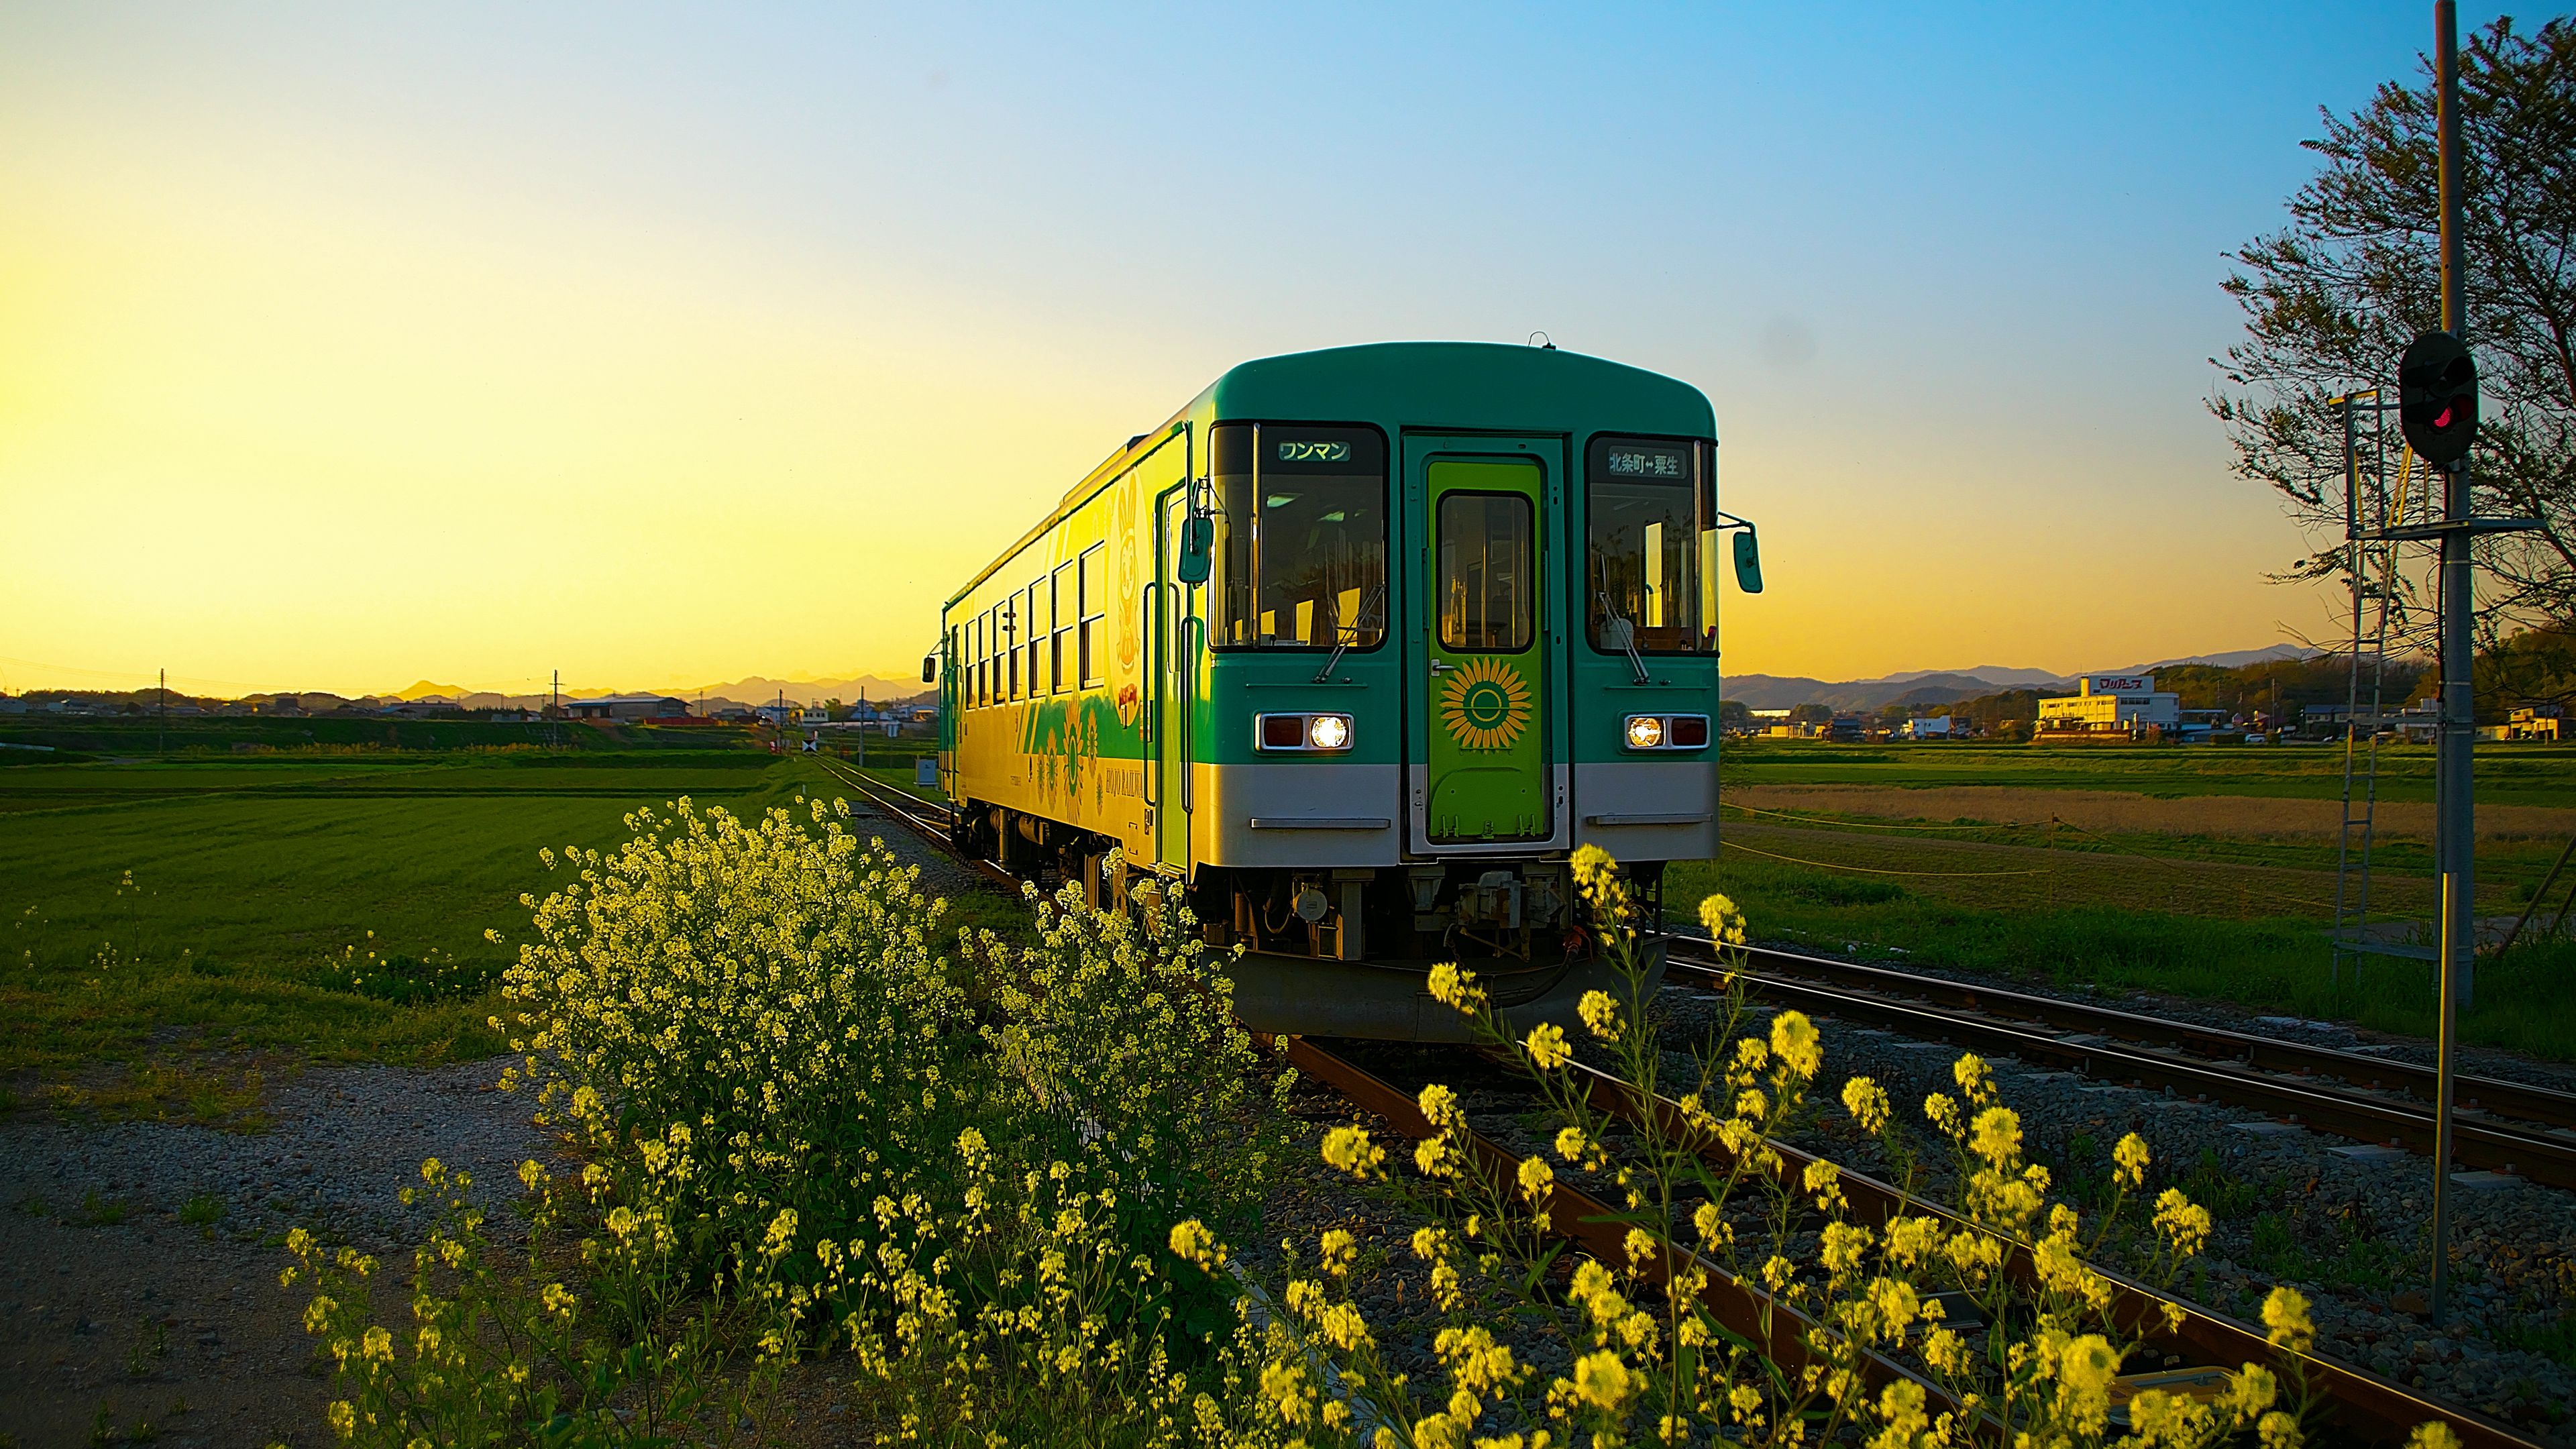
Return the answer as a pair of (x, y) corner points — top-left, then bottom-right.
(1151, 486), (1194, 870)
(1405, 437), (1560, 849)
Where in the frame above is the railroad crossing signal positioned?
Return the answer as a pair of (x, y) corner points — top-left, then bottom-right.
(2398, 329), (2478, 466)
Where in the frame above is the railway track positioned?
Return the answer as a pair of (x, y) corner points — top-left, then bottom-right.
(803, 757), (2544, 1448)
(1666, 941), (2576, 1192)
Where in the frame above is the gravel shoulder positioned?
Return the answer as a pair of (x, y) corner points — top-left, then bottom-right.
(1, 1060), (542, 1448)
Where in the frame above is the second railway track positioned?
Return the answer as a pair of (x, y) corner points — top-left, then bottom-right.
(1665, 941), (2576, 1191)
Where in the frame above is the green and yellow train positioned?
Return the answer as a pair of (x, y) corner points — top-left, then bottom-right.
(930, 341), (1759, 1038)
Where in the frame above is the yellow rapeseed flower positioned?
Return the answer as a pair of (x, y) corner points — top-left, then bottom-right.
(1168, 1218), (1222, 1269)
(1322, 1125), (1385, 1179)
(1968, 1106), (2021, 1169)
(2261, 1285), (2314, 1352)
(1523, 1020), (1572, 1071)
(2058, 1332), (2120, 1397)
(2153, 1188), (2212, 1257)
(1842, 1075), (1891, 1133)
(1769, 1010), (1821, 1078)
(1697, 892), (1748, 945)
(1569, 1349), (1632, 1411)
(2113, 1132), (2151, 1187)
(1516, 1155), (1555, 1205)
(1576, 989), (1621, 1040)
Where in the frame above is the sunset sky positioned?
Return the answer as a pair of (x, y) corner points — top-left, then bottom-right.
(0, 4), (2500, 698)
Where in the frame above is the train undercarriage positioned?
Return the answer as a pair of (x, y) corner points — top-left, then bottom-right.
(957, 802), (1668, 1041)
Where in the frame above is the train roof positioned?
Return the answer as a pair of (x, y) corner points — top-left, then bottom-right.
(946, 340), (1716, 610)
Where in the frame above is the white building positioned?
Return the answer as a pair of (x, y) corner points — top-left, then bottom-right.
(2037, 674), (2181, 736)
(1898, 716), (1953, 739)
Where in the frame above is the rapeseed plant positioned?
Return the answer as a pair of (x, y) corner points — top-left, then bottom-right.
(1253, 847), (2457, 1449)
(286, 803), (2475, 1449)
(295, 798), (1293, 1446)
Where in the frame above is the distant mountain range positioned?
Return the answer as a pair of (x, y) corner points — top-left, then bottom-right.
(369, 646), (2316, 718)
(384, 673), (930, 712)
(1724, 645), (2318, 713)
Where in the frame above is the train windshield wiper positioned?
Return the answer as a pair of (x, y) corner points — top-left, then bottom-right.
(1595, 590), (1650, 684)
(1313, 584), (1385, 684)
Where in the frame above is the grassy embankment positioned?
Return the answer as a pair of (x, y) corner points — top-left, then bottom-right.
(1682, 740), (2576, 1059)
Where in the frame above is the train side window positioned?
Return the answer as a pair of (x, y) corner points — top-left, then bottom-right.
(1006, 600), (1022, 700)
(1051, 564), (1074, 694)
(1014, 580), (1035, 696)
(1077, 543), (1106, 688)
(1437, 492), (1535, 652)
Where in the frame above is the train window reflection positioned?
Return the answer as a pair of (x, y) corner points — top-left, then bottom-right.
(1210, 424), (1387, 651)
(1438, 492), (1534, 653)
(1587, 435), (1710, 654)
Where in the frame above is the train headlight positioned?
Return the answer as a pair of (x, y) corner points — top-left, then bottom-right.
(1623, 714), (1710, 751)
(1256, 712), (1354, 751)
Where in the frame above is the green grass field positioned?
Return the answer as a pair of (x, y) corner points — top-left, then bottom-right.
(1690, 739), (2576, 1061)
(7, 728), (2571, 1093)
(1723, 739), (2516, 801)
(0, 737), (968, 1083)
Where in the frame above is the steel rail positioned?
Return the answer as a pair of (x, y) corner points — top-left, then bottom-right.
(1554, 1056), (2541, 1449)
(806, 762), (2538, 1446)
(1660, 957), (2576, 1192)
(1704, 939), (2576, 1136)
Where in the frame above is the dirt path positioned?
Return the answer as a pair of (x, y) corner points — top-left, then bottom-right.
(1, 1062), (541, 1448)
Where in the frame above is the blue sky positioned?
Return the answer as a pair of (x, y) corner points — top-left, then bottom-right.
(0, 3), (2511, 692)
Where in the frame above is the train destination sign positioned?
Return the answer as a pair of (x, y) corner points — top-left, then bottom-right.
(1277, 439), (1350, 464)
(1604, 445), (1688, 480)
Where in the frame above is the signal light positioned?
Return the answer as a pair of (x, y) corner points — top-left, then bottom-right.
(2399, 330), (2479, 466)
(1261, 715), (1306, 749)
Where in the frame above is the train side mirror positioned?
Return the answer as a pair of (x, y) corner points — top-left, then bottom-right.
(1177, 516), (1214, 585)
(1731, 529), (1764, 594)
(921, 655), (938, 684)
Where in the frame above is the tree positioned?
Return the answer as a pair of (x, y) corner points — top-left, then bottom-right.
(2212, 17), (2576, 650)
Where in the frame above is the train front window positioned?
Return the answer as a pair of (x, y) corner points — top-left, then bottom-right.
(1587, 435), (1711, 654)
(1210, 423), (1387, 651)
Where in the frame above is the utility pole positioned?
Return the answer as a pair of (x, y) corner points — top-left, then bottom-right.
(2430, 0), (2469, 1328)
(158, 667), (166, 757)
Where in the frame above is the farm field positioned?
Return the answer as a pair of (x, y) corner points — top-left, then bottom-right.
(1688, 740), (2576, 1059)
(0, 741), (893, 1078)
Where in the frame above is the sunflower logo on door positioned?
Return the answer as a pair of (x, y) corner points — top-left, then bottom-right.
(1439, 657), (1534, 751)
